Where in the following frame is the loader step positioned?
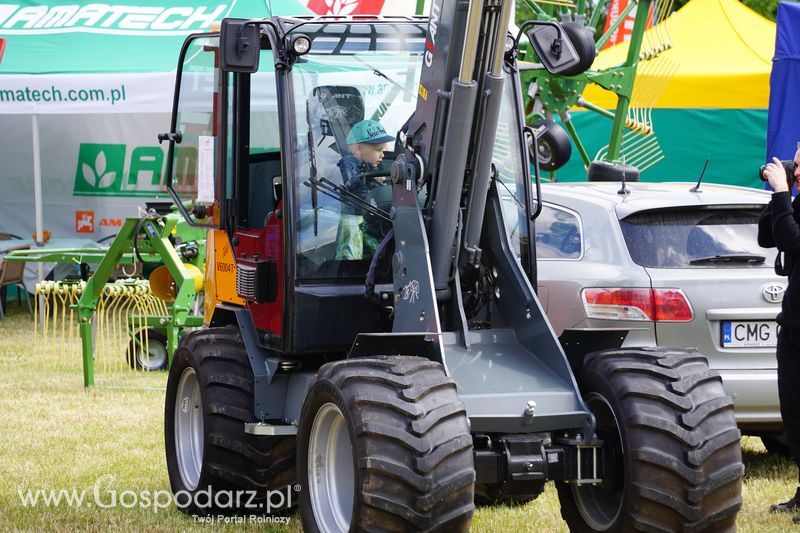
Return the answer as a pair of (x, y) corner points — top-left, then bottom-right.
(244, 422), (298, 436)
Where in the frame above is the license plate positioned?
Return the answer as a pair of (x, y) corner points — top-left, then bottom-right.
(721, 321), (778, 348)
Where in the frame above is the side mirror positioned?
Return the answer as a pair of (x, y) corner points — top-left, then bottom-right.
(220, 18), (260, 73)
(526, 23), (580, 75)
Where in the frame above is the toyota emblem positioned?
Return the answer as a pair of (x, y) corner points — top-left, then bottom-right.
(762, 283), (786, 304)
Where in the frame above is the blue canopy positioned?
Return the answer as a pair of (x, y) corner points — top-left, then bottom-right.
(766, 1), (800, 162)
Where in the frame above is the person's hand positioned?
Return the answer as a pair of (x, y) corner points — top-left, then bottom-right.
(765, 157), (790, 192)
(374, 176), (386, 185)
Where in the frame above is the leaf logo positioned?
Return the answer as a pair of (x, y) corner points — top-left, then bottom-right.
(82, 151), (117, 190)
(325, 0), (359, 15)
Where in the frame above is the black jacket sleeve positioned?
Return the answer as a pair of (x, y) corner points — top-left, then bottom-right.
(758, 202), (775, 248)
(770, 192), (800, 252)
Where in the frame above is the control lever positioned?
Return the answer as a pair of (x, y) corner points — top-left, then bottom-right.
(158, 131), (183, 144)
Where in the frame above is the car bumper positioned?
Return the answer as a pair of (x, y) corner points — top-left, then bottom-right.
(718, 369), (781, 429)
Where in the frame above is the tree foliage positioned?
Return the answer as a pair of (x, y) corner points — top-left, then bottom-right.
(739, 0), (781, 20)
(515, 0), (783, 28)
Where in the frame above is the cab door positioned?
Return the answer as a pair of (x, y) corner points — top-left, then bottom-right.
(162, 33), (239, 323)
(163, 35), (285, 333)
(226, 50), (285, 337)
(164, 33), (227, 229)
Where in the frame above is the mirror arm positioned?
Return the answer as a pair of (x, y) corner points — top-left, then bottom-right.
(235, 18), (288, 71)
(514, 20), (564, 51)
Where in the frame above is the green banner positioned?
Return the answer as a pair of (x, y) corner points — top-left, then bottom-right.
(0, 0), (308, 74)
(557, 108), (769, 190)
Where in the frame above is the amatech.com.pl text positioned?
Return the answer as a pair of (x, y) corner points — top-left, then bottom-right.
(0, 84), (127, 105)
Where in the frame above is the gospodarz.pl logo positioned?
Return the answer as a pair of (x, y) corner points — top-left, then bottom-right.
(18, 474), (297, 524)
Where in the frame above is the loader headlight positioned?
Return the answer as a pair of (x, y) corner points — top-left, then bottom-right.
(289, 34), (311, 55)
(505, 34), (515, 53)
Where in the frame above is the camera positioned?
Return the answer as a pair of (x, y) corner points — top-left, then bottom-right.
(759, 159), (797, 188)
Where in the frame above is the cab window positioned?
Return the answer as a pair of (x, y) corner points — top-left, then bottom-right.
(289, 23), (425, 280)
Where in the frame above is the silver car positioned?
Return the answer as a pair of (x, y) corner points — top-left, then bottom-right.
(535, 181), (785, 447)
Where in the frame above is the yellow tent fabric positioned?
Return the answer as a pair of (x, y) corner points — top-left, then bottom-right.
(581, 0), (775, 109)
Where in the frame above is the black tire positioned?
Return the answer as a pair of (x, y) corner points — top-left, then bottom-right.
(532, 119), (572, 172)
(587, 159), (640, 182)
(127, 329), (168, 371)
(164, 326), (296, 515)
(297, 356), (475, 532)
(762, 434), (793, 458)
(560, 22), (597, 76)
(557, 347), (743, 532)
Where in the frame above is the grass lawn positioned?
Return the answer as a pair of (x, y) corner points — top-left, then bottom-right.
(0, 305), (798, 531)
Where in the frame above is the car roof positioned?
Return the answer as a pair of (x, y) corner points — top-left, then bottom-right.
(540, 181), (772, 219)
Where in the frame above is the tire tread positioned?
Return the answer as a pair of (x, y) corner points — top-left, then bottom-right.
(557, 347), (743, 531)
(164, 326), (296, 515)
(299, 356), (474, 532)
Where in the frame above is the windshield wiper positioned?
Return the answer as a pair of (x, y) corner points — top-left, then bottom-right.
(352, 55), (416, 123)
(689, 253), (766, 265)
(306, 102), (320, 236)
(352, 56), (417, 100)
(304, 177), (391, 223)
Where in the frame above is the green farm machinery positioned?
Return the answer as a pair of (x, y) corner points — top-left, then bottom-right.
(5, 209), (205, 385)
(519, 0), (677, 178)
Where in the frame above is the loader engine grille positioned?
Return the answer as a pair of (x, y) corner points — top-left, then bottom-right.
(235, 258), (277, 303)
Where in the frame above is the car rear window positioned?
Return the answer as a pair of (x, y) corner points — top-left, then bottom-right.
(619, 207), (777, 268)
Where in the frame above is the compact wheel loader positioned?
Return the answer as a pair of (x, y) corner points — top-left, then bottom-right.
(160, 1), (743, 530)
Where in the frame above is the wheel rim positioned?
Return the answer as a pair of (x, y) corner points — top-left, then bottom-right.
(538, 140), (553, 165)
(175, 367), (204, 490)
(571, 392), (625, 531)
(308, 402), (355, 533)
(137, 339), (167, 370)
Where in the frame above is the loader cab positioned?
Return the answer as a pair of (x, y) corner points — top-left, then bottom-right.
(163, 19), (431, 354)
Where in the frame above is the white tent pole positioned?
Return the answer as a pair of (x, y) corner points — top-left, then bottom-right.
(32, 114), (44, 328)
(32, 114), (44, 277)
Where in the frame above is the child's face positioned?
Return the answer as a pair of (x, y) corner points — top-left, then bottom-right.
(354, 142), (388, 167)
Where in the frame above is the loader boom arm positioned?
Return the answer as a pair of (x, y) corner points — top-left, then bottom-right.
(391, 0), (516, 329)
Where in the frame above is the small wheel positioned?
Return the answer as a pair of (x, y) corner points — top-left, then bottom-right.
(762, 435), (792, 458)
(557, 348), (743, 531)
(532, 119), (572, 172)
(127, 329), (168, 371)
(560, 22), (597, 76)
(586, 159), (640, 182)
(165, 326), (296, 515)
(297, 356), (475, 532)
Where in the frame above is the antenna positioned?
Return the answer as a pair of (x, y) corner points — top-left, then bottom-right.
(690, 159), (709, 193)
(617, 156), (630, 195)
(266, 0), (273, 16)
(617, 169), (630, 195)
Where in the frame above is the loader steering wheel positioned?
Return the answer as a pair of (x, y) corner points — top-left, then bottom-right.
(363, 169), (392, 182)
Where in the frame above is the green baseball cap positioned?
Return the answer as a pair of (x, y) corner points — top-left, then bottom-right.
(346, 119), (395, 145)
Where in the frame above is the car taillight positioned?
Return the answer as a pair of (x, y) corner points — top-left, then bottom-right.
(652, 288), (694, 322)
(581, 288), (693, 322)
(582, 288), (654, 321)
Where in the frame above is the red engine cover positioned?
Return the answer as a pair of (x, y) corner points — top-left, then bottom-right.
(232, 206), (283, 335)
